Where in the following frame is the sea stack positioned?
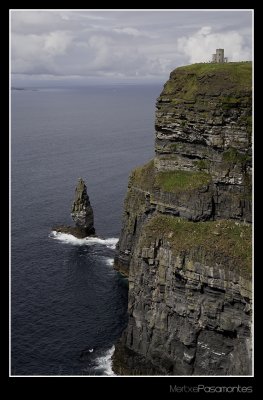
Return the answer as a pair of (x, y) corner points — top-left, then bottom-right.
(71, 178), (95, 235)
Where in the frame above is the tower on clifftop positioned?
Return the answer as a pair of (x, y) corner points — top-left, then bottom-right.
(212, 49), (228, 63)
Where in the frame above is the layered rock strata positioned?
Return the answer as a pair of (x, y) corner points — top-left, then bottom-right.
(113, 62), (252, 375)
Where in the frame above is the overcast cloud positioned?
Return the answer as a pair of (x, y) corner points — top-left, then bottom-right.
(11, 10), (253, 86)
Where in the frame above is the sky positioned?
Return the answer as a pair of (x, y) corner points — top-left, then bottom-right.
(11, 9), (253, 86)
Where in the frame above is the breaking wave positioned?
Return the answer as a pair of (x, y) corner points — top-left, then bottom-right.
(105, 258), (114, 266)
(94, 346), (116, 376)
(49, 231), (118, 249)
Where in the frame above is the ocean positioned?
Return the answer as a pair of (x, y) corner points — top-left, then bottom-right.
(11, 84), (162, 375)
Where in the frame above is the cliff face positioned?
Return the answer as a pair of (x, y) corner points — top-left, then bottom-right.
(113, 62), (252, 375)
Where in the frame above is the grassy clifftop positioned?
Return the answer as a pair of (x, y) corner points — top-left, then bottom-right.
(142, 215), (252, 277)
(131, 159), (211, 193)
(176, 62), (251, 85)
(163, 62), (252, 101)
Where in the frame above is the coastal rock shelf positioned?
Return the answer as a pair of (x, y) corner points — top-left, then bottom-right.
(113, 62), (252, 375)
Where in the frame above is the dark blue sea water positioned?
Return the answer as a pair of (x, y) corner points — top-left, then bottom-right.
(11, 84), (162, 375)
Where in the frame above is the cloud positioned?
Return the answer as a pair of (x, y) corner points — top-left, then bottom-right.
(11, 11), (65, 34)
(177, 26), (251, 63)
(10, 10), (252, 84)
(11, 30), (74, 75)
(199, 26), (212, 35)
(113, 26), (157, 39)
(44, 31), (73, 56)
(113, 27), (141, 36)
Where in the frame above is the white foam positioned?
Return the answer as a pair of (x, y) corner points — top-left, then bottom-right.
(84, 237), (118, 250)
(94, 345), (116, 376)
(105, 258), (114, 266)
(49, 231), (88, 245)
(49, 231), (118, 249)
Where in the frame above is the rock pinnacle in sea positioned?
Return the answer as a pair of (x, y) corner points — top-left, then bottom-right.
(71, 178), (95, 235)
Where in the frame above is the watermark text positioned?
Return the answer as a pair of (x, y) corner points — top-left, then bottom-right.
(170, 385), (253, 394)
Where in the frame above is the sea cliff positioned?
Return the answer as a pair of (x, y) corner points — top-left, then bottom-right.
(113, 62), (252, 375)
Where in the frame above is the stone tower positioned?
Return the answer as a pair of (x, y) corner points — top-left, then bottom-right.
(212, 48), (225, 63)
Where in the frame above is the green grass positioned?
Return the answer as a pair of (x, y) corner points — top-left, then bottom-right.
(171, 98), (182, 105)
(142, 215), (252, 276)
(221, 96), (242, 109)
(130, 159), (155, 191)
(163, 62), (252, 103)
(193, 159), (210, 171)
(168, 143), (178, 152)
(164, 72), (197, 100)
(176, 62), (252, 87)
(131, 160), (212, 193)
(155, 170), (211, 193)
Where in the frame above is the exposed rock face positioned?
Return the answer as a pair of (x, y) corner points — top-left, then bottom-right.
(71, 178), (95, 235)
(53, 178), (95, 238)
(113, 62), (252, 375)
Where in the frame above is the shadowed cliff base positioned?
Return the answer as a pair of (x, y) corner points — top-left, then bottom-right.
(112, 339), (162, 375)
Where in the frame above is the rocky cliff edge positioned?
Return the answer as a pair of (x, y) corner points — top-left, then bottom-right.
(113, 62), (252, 375)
